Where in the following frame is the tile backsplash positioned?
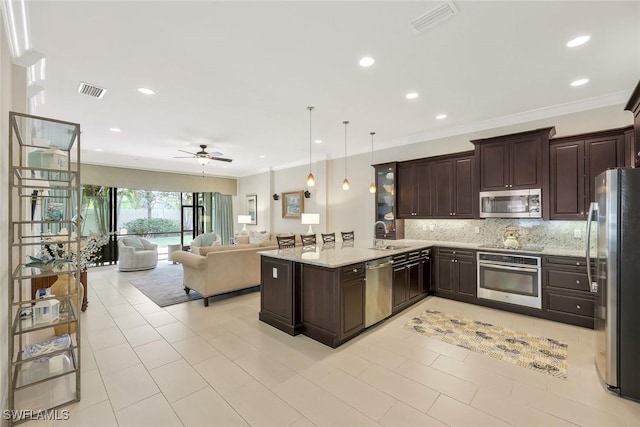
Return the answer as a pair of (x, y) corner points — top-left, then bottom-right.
(405, 218), (592, 251)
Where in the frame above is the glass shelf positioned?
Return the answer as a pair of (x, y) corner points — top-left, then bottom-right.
(14, 349), (78, 390)
(13, 299), (78, 335)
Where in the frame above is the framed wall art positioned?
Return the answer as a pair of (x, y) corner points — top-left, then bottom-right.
(282, 191), (304, 219)
(246, 194), (257, 225)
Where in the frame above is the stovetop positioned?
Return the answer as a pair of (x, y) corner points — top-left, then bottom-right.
(477, 243), (545, 252)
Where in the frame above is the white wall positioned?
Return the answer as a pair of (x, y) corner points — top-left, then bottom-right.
(238, 103), (633, 243)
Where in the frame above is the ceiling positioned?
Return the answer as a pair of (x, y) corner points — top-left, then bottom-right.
(23, 1), (640, 178)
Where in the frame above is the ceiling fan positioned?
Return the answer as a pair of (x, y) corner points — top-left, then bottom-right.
(174, 144), (233, 165)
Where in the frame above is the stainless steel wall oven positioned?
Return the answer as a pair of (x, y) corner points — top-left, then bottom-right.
(477, 252), (542, 309)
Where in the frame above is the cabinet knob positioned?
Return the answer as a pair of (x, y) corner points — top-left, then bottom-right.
(505, 185), (509, 188)
(451, 259), (454, 263)
(353, 268), (358, 273)
(576, 280), (580, 284)
(449, 213), (452, 216)
(576, 262), (581, 266)
(452, 251), (456, 254)
(576, 304), (581, 310)
(580, 212), (584, 215)
(453, 213), (456, 216)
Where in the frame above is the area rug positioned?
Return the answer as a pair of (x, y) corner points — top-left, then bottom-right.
(128, 263), (203, 307)
(403, 310), (568, 379)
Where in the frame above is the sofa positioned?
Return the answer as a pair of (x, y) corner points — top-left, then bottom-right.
(171, 237), (278, 306)
(117, 237), (159, 272)
(189, 232), (221, 254)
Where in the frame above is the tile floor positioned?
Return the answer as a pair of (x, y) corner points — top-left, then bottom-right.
(22, 264), (640, 426)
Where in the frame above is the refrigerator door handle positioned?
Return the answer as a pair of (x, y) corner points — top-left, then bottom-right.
(586, 202), (598, 293)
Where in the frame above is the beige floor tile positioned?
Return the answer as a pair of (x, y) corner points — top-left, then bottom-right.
(156, 322), (196, 343)
(332, 408), (381, 427)
(83, 312), (117, 333)
(112, 311), (149, 330)
(272, 374), (351, 425)
(315, 369), (397, 421)
(133, 338), (182, 370)
(431, 354), (515, 398)
(471, 388), (576, 427)
(194, 354), (253, 396)
(324, 350), (373, 377)
(115, 393), (183, 427)
(379, 401), (447, 427)
(142, 310), (179, 328)
(225, 380), (302, 427)
(404, 333), (471, 361)
(149, 358), (208, 403)
(395, 359), (478, 404)
(87, 326), (127, 351)
(121, 323), (163, 347)
(463, 351), (549, 390)
(172, 387), (249, 427)
(235, 351), (297, 387)
(172, 336), (221, 365)
(64, 368), (108, 412)
(369, 333), (440, 367)
(206, 332), (258, 360)
(105, 303), (139, 318)
(134, 301), (164, 315)
(102, 364), (160, 411)
(511, 382), (629, 426)
(358, 363), (440, 413)
(290, 417), (316, 427)
(64, 400), (117, 427)
(94, 342), (141, 375)
(347, 341), (408, 371)
(428, 394), (511, 427)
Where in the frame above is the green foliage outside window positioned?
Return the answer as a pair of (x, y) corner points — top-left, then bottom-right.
(121, 218), (180, 236)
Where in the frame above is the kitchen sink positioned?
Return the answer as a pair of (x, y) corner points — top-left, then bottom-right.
(370, 245), (409, 251)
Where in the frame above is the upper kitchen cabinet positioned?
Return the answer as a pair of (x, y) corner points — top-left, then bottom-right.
(397, 160), (432, 218)
(549, 128), (626, 220)
(432, 151), (476, 219)
(625, 79), (640, 168)
(472, 128), (555, 191)
(373, 162), (404, 240)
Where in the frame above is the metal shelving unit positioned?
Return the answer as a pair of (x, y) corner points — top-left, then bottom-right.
(7, 112), (81, 425)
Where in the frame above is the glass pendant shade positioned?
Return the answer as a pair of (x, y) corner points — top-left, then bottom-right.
(369, 182), (376, 193)
(342, 178), (350, 191)
(307, 172), (316, 186)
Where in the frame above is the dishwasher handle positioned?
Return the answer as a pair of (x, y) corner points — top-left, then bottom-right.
(366, 262), (392, 270)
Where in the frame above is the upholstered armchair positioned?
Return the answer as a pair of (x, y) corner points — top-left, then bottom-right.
(117, 236), (158, 271)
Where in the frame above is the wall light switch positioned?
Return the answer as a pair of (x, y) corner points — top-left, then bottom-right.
(422, 224), (427, 231)
(573, 229), (582, 239)
(474, 226), (480, 234)
(429, 224), (435, 231)
(272, 268), (278, 279)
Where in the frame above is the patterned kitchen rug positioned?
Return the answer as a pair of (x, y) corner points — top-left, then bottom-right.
(403, 310), (568, 379)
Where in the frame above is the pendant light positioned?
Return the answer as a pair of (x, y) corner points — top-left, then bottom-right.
(342, 120), (350, 190)
(306, 106), (315, 187)
(369, 132), (376, 193)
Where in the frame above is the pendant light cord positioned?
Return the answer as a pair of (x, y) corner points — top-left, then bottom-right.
(343, 121), (349, 177)
(308, 106), (314, 172)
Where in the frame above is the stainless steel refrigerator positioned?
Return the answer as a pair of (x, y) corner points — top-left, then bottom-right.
(587, 168), (640, 401)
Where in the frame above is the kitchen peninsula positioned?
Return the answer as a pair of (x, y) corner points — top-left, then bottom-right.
(259, 240), (434, 348)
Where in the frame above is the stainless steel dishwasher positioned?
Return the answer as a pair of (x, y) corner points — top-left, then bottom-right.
(365, 257), (393, 327)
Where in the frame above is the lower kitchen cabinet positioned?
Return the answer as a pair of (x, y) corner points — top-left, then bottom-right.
(542, 255), (596, 328)
(433, 247), (477, 302)
(259, 257), (300, 335)
(392, 251), (430, 313)
(340, 263), (366, 341)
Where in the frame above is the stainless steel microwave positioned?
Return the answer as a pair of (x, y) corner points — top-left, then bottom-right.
(479, 189), (541, 218)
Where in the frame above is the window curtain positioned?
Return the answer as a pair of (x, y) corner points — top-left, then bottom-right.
(213, 192), (233, 245)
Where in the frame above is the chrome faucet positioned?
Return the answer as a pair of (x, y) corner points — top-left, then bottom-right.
(373, 221), (389, 247)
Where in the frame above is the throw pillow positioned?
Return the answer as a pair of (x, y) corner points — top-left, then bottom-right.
(200, 233), (217, 247)
(122, 237), (145, 250)
(249, 231), (270, 244)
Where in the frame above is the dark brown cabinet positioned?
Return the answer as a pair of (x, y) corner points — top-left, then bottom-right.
(473, 128), (554, 191)
(259, 257), (299, 335)
(392, 251), (429, 313)
(397, 160), (432, 218)
(625, 79), (640, 168)
(340, 263), (366, 341)
(624, 127), (637, 168)
(431, 152), (476, 218)
(549, 129), (625, 220)
(373, 163), (404, 239)
(433, 247), (476, 302)
(543, 256), (596, 328)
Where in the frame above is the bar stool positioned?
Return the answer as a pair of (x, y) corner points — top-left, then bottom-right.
(321, 233), (336, 244)
(300, 234), (317, 247)
(276, 235), (296, 249)
(341, 231), (355, 242)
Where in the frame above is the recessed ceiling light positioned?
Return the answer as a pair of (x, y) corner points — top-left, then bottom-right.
(567, 35), (590, 48)
(95, 148), (103, 151)
(570, 78), (589, 87)
(137, 87), (155, 95)
(109, 127), (121, 132)
(314, 140), (322, 144)
(406, 92), (419, 100)
(359, 56), (375, 67)
(435, 114), (447, 120)
(259, 155), (265, 159)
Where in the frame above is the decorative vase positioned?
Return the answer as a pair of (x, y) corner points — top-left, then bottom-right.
(50, 273), (84, 336)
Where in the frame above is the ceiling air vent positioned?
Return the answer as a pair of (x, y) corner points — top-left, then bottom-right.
(410, 1), (458, 33)
(77, 82), (107, 99)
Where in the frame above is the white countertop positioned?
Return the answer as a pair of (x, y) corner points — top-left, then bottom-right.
(258, 239), (591, 268)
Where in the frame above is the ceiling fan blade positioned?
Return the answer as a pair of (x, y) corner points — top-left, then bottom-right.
(173, 156), (196, 159)
(208, 151), (223, 157)
(211, 157), (233, 163)
(177, 149), (197, 155)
